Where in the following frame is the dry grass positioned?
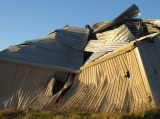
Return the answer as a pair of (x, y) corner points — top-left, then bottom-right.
(0, 108), (160, 119)
(0, 108), (24, 118)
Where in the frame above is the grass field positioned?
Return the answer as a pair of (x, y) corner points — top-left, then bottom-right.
(0, 108), (160, 119)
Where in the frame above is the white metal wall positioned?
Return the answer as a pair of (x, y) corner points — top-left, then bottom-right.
(0, 61), (56, 110)
(137, 37), (160, 105)
(63, 47), (154, 112)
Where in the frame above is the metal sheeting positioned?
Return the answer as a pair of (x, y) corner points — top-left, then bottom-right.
(0, 60), (75, 110)
(56, 29), (88, 50)
(137, 37), (160, 105)
(93, 19), (160, 39)
(0, 61), (56, 110)
(120, 19), (160, 38)
(91, 33), (160, 64)
(62, 48), (154, 112)
(96, 24), (135, 42)
(143, 19), (160, 34)
(85, 25), (135, 63)
(94, 4), (140, 33)
(122, 19), (146, 38)
(0, 27), (89, 72)
(85, 41), (128, 52)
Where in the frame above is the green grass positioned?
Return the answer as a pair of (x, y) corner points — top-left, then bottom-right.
(0, 108), (160, 119)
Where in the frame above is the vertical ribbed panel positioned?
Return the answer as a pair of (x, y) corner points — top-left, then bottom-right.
(137, 38), (160, 105)
(62, 48), (154, 112)
(0, 61), (56, 110)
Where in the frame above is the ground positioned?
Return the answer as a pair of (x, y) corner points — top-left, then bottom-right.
(0, 108), (160, 119)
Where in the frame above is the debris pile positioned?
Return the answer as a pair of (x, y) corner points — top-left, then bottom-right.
(85, 4), (160, 63)
(0, 4), (160, 112)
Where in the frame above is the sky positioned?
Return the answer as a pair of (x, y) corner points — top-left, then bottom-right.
(0, 0), (160, 51)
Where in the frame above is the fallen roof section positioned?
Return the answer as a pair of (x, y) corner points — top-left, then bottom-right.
(0, 26), (89, 73)
(82, 33), (160, 70)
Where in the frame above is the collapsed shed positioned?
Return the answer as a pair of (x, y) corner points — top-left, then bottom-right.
(0, 4), (160, 112)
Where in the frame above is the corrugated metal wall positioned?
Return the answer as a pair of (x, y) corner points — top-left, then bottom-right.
(62, 47), (154, 112)
(0, 61), (61, 110)
(137, 37), (160, 105)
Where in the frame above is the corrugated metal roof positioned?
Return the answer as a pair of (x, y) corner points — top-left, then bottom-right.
(85, 25), (135, 63)
(0, 26), (89, 73)
(85, 41), (128, 52)
(96, 24), (135, 41)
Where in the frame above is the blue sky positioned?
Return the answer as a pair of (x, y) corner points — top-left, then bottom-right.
(0, 0), (160, 50)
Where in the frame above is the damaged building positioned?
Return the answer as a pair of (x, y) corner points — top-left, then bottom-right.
(0, 4), (160, 112)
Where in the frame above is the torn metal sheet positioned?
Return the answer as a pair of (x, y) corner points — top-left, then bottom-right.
(85, 25), (135, 63)
(93, 19), (160, 39)
(94, 4), (140, 33)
